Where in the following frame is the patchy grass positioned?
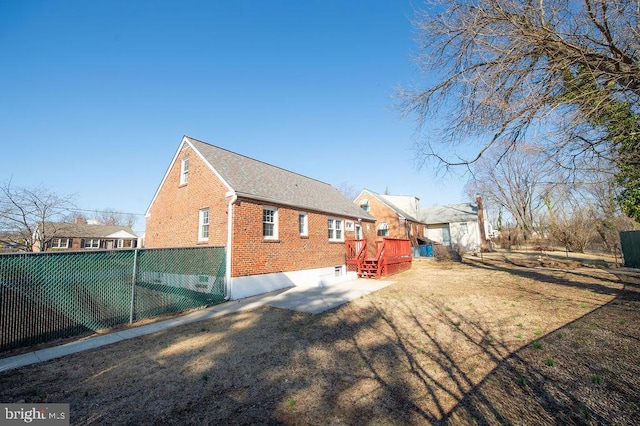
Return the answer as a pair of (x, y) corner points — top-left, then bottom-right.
(0, 251), (638, 424)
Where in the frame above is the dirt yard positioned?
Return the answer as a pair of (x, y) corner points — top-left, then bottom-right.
(1, 251), (639, 425)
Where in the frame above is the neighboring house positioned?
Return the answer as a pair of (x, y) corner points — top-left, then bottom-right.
(354, 189), (429, 250)
(145, 136), (376, 300)
(0, 233), (22, 252)
(33, 220), (138, 252)
(420, 201), (490, 252)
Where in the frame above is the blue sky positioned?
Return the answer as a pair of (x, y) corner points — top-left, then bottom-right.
(1, 1), (470, 233)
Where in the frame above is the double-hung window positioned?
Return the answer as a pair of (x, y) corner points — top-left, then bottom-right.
(83, 239), (100, 249)
(50, 238), (69, 249)
(180, 158), (189, 185)
(263, 207), (278, 240)
(199, 208), (210, 241)
(377, 222), (389, 237)
(328, 218), (343, 242)
(299, 212), (308, 237)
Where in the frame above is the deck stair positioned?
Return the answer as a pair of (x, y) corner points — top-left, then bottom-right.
(359, 258), (381, 278)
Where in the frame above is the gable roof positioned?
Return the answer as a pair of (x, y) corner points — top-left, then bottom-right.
(358, 189), (425, 223)
(39, 222), (138, 239)
(421, 203), (478, 224)
(148, 136), (375, 221)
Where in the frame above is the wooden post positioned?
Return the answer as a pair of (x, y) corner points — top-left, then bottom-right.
(476, 194), (488, 251)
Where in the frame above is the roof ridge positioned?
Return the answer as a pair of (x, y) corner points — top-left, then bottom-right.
(185, 135), (334, 188)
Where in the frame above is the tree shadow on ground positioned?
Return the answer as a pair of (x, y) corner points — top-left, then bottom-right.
(463, 255), (625, 297)
(0, 260), (639, 424)
(442, 286), (640, 424)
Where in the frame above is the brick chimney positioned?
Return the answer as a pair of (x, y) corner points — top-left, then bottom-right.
(75, 216), (87, 225)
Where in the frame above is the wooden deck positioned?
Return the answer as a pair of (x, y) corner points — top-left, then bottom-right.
(346, 238), (412, 279)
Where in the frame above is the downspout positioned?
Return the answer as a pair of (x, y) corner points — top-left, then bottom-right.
(225, 191), (238, 300)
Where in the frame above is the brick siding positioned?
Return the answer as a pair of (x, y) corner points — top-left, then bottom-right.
(146, 145), (375, 277)
(145, 146), (229, 248)
(354, 192), (425, 247)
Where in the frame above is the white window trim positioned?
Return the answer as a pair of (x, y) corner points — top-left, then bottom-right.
(345, 220), (354, 231)
(460, 222), (469, 235)
(198, 208), (210, 241)
(51, 238), (69, 249)
(84, 239), (100, 249)
(180, 158), (189, 185)
(263, 206), (278, 240)
(328, 217), (344, 242)
(299, 212), (308, 237)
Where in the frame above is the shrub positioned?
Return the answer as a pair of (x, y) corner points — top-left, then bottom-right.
(433, 244), (463, 262)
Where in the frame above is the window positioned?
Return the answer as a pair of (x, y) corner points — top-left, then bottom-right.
(328, 218), (344, 241)
(377, 222), (389, 237)
(263, 207), (278, 239)
(117, 239), (124, 248)
(180, 158), (189, 185)
(83, 239), (100, 249)
(50, 238), (69, 249)
(199, 208), (210, 241)
(359, 199), (369, 212)
(460, 222), (468, 235)
(345, 220), (354, 231)
(299, 212), (308, 236)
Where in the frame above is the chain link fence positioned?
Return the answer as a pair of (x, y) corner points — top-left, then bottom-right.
(0, 246), (226, 353)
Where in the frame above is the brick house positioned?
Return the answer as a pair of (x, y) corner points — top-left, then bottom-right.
(354, 189), (429, 252)
(145, 136), (376, 299)
(33, 220), (138, 251)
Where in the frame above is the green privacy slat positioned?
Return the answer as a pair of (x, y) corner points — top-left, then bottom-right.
(620, 230), (640, 268)
(0, 247), (226, 352)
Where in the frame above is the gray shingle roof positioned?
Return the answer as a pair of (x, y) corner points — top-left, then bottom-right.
(186, 136), (374, 221)
(362, 190), (425, 223)
(420, 203), (478, 224)
(41, 222), (138, 239)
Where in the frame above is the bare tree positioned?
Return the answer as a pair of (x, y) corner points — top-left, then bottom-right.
(582, 173), (640, 254)
(466, 140), (550, 236)
(0, 181), (76, 251)
(95, 208), (137, 228)
(542, 186), (599, 253)
(336, 182), (360, 201)
(402, 0), (640, 173)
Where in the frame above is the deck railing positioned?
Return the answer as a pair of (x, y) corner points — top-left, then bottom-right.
(345, 239), (367, 272)
(346, 238), (412, 278)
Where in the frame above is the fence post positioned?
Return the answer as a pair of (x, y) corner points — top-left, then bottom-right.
(129, 248), (139, 324)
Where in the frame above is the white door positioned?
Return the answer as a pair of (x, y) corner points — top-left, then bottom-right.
(442, 226), (451, 247)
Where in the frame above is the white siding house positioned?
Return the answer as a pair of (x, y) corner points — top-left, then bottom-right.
(421, 203), (490, 252)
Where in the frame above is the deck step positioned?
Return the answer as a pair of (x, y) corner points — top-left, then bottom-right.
(358, 258), (381, 278)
